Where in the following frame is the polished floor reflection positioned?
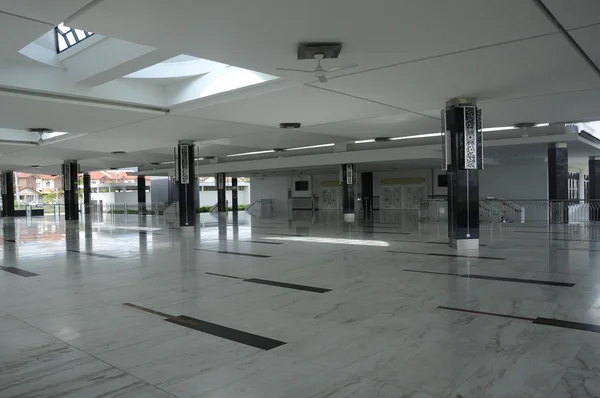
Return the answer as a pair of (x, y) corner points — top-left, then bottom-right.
(2, 211), (600, 397)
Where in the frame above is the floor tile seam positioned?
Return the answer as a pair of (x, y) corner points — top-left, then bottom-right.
(0, 311), (178, 398)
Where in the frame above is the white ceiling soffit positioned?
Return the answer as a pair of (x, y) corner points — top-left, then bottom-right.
(0, 92), (161, 133)
(68, 0), (556, 75)
(301, 112), (441, 139)
(0, 13), (51, 58)
(541, 0), (600, 29)
(178, 84), (401, 127)
(322, 34), (600, 115)
(0, 1), (96, 25)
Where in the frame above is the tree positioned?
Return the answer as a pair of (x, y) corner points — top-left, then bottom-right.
(43, 191), (63, 204)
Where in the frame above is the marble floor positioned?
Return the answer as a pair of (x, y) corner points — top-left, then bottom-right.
(2, 210), (600, 397)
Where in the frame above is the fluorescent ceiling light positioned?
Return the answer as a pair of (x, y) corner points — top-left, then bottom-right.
(482, 126), (517, 132)
(535, 123), (550, 127)
(285, 143), (335, 151)
(264, 236), (389, 247)
(390, 133), (442, 141)
(226, 150), (275, 157)
(354, 139), (376, 144)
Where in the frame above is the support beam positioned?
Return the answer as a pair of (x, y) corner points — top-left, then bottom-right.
(83, 173), (91, 206)
(589, 157), (600, 221)
(216, 173), (227, 213)
(231, 177), (238, 213)
(548, 143), (568, 224)
(442, 98), (483, 250)
(361, 172), (374, 215)
(176, 142), (198, 228)
(137, 175), (147, 214)
(340, 164), (356, 222)
(62, 161), (79, 221)
(1, 171), (15, 217)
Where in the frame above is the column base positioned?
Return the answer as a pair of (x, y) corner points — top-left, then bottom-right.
(343, 213), (355, 223)
(449, 238), (479, 250)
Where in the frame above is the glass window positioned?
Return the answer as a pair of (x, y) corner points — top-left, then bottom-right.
(55, 23), (93, 53)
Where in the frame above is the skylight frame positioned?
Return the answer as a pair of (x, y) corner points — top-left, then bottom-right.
(55, 23), (94, 53)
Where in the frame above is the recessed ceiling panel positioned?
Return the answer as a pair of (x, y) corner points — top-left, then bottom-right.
(323, 34), (600, 118)
(70, 0), (555, 74)
(0, 13), (51, 56)
(178, 85), (399, 127)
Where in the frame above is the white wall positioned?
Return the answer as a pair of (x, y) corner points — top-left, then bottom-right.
(198, 189), (251, 207)
(249, 177), (290, 214)
(479, 160), (548, 200)
(91, 192), (153, 205)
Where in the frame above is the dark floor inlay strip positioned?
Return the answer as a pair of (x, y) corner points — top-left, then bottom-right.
(205, 272), (330, 293)
(438, 307), (600, 333)
(0, 266), (39, 277)
(265, 233), (305, 237)
(194, 249), (271, 258)
(437, 306), (535, 321)
(67, 249), (119, 259)
(358, 231), (410, 235)
(533, 317), (600, 333)
(245, 278), (331, 293)
(241, 240), (284, 245)
(123, 303), (172, 318)
(403, 269), (460, 277)
(404, 269), (573, 287)
(388, 250), (503, 260)
(205, 272), (245, 280)
(464, 274), (574, 287)
(167, 315), (286, 350)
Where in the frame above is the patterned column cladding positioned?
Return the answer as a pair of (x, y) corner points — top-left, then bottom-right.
(443, 105), (483, 170)
(179, 144), (190, 184)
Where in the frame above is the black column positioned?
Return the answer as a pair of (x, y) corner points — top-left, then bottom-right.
(548, 143), (568, 224)
(83, 173), (91, 209)
(137, 175), (146, 214)
(1, 171), (15, 217)
(442, 98), (482, 249)
(361, 172), (373, 214)
(589, 157), (600, 221)
(231, 177), (238, 213)
(62, 161), (79, 221)
(216, 173), (226, 213)
(340, 164), (356, 222)
(176, 143), (197, 227)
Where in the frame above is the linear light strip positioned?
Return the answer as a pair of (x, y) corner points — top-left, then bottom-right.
(226, 150), (275, 158)
(285, 143), (335, 151)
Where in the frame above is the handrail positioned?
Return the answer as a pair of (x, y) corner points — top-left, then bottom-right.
(486, 196), (523, 212)
(209, 203), (218, 213)
(245, 200), (260, 212)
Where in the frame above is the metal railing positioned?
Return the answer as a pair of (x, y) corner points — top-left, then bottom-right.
(4, 202), (172, 218)
(419, 199), (600, 224)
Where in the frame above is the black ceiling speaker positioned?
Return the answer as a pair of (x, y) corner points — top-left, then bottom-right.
(280, 122), (301, 129)
(297, 43), (342, 60)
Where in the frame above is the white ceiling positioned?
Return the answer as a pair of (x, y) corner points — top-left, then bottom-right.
(0, 0), (598, 175)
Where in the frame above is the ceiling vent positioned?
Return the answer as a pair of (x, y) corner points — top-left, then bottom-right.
(111, 151), (127, 155)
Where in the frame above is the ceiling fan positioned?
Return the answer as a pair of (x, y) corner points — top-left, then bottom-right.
(276, 54), (358, 83)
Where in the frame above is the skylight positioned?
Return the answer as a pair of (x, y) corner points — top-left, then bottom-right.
(55, 23), (93, 53)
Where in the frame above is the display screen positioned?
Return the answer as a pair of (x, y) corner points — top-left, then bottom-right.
(295, 181), (309, 191)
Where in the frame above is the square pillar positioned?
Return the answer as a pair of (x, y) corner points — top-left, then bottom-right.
(216, 173), (227, 213)
(83, 173), (91, 206)
(361, 172), (374, 214)
(340, 164), (356, 222)
(548, 143), (568, 224)
(442, 98), (483, 250)
(1, 171), (15, 217)
(231, 177), (238, 213)
(62, 161), (79, 221)
(589, 157), (600, 221)
(176, 142), (198, 227)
